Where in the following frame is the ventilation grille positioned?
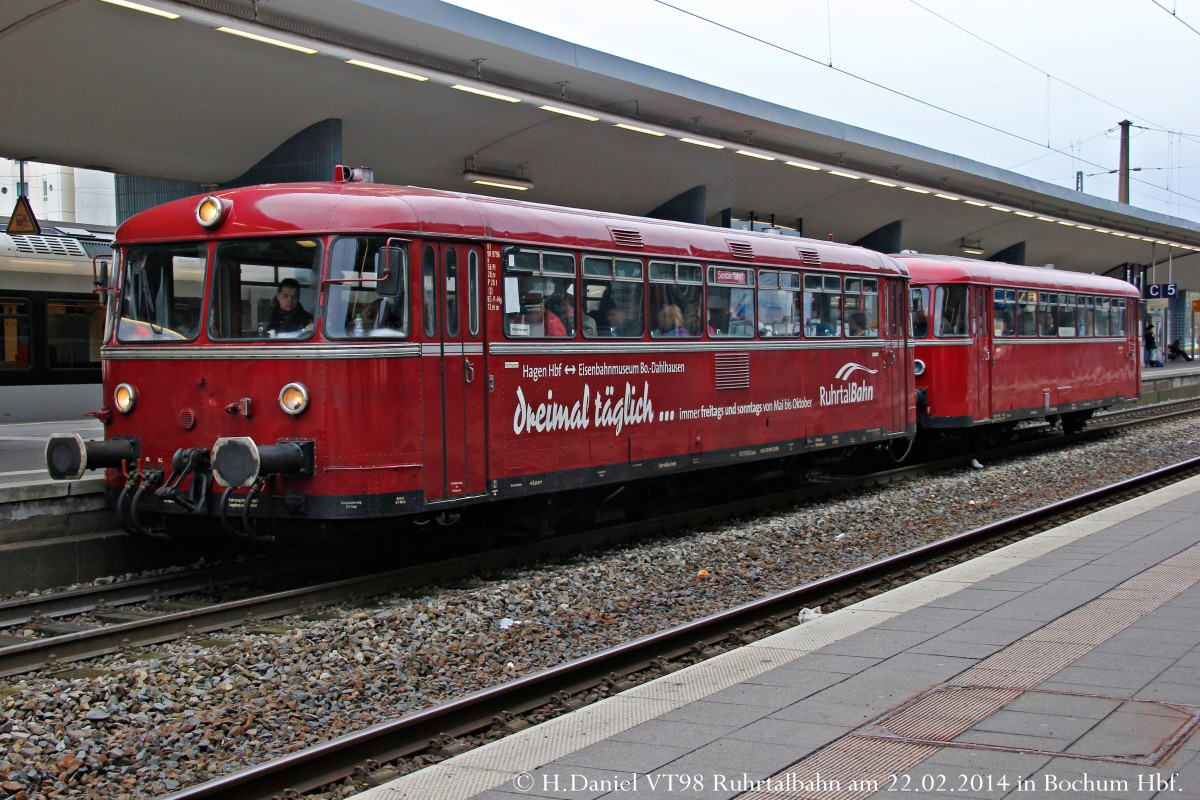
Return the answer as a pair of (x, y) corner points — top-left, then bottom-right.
(797, 247), (822, 266)
(80, 241), (114, 259)
(12, 235), (88, 257)
(727, 240), (755, 259)
(715, 352), (750, 390)
(609, 227), (644, 248)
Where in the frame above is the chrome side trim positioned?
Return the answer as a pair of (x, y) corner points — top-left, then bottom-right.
(915, 337), (1130, 347)
(102, 344), (422, 361)
(488, 339), (904, 356)
(420, 342), (486, 356)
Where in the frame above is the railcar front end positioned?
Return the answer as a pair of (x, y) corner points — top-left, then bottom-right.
(46, 222), (429, 538)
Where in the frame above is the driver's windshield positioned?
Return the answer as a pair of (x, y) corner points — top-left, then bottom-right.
(116, 244), (206, 342)
(209, 239), (323, 340)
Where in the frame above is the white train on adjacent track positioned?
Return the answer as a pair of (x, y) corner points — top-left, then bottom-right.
(0, 224), (113, 423)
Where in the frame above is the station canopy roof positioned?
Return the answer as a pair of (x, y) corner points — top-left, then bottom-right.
(3, 0), (1199, 287)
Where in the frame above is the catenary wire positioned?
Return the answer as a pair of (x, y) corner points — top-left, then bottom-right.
(649, 0), (1200, 211)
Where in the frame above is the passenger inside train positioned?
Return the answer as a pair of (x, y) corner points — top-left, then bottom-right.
(655, 304), (689, 337)
(543, 294), (571, 337)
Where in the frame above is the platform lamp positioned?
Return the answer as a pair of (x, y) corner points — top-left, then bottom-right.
(959, 238), (986, 256)
(462, 156), (534, 192)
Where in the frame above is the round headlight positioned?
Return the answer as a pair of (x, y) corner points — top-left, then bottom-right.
(913, 359), (927, 377)
(279, 382), (309, 415)
(195, 195), (230, 228)
(114, 383), (137, 414)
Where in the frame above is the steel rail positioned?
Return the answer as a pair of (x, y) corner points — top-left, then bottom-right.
(0, 556), (292, 629)
(160, 456), (1200, 800)
(4, 405), (1197, 679)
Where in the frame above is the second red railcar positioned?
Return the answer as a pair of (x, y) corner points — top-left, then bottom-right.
(898, 254), (1140, 435)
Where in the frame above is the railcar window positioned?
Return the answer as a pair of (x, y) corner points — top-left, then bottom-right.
(0, 298), (31, 370)
(445, 248), (460, 338)
(581, 256), (644, 338)
(706, 266), (755, 337)
(423, 246), (437, 337)
(1094, 297), (1111, 336)
(47, 301), (104, 368)
(1015, 290), (1038, 337)
(1077, 295), (1094, 336)
(993, 289), (1016, 337)
(1057, 294), (1077, 337)
(910, 287), (931, 338)
(1113, 298), (1127, 335)
(845, 277), (880, 337)
(208, 240), (321, 341)
(649, 260), (702, 338)
(933, 286), (968, 337)
(1038, 292), (1059, 336)
(503, 247), (578, 338)
(118, 243), (206, 342)
(467, 251), (481, 337)
(803, 273), (842, 337)
(325, 237), (409, 339)
(758, 270), (802, 337)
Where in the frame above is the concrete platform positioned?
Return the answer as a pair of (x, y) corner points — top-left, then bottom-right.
(361, 474), (1200, 800)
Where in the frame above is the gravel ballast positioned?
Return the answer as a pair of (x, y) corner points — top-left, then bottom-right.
(1, 418), (1198, 800)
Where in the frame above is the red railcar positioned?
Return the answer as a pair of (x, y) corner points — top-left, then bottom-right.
(47, 171), (915, 536)
(897, 254), (1140, 436)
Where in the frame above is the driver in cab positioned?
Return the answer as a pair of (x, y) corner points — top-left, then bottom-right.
(265, 278), (313, 336)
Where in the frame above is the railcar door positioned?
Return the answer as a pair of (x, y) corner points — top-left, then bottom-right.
(975, 286), (993, 421)
(420, 243), (487, 503)
(885, 279), (908, 433)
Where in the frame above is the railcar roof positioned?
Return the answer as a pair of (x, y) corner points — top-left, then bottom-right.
(895, 252), (1138, 296)
(115, 182), (907, 276)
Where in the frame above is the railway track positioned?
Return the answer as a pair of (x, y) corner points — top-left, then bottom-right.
(2, 402), (1196, 681)
(158, 454), (1200, 800)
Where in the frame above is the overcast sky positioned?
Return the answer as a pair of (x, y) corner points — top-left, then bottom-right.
(443, 0), (1200, 224)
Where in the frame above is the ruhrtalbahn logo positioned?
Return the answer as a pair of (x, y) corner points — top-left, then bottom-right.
(821, 362), (877, 406)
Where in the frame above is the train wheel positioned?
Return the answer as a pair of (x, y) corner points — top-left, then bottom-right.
(1061, 410), (1093, 435)
(974, 422), (1015, 449)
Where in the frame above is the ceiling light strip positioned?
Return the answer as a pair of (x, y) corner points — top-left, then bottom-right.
(346, 59), (428, 81)
(614, 123), (667, 137)
(679, 137), (725, 149)
(215, 26), (317, 53)
(451, 84), (521, 102)
(540, 105), (599, 121)
(98, 0), (180, 18)
(736, 150), (775, 161)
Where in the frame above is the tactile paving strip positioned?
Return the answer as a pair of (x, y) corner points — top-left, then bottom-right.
(868, 686), (1022, 740)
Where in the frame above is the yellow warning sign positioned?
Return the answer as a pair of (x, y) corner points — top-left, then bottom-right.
(6, 195), (40, 235)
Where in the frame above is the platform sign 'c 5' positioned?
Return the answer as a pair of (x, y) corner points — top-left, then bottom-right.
(6, 195), (40, 235)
